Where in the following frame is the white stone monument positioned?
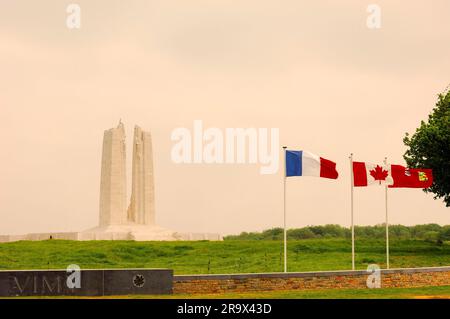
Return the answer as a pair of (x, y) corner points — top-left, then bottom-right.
(0, 122), (222, 242)
(83, 123), (182, 240)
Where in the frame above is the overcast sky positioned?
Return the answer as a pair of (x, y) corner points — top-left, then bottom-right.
(0, 1), (449, 236)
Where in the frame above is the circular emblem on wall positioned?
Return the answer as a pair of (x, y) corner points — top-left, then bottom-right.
(133, 274), (145, 288)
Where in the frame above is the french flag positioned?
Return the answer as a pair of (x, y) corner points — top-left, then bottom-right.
(286, 150), (339, 179)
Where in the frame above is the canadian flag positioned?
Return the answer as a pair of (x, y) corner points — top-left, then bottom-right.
(352, 162), (394, 187)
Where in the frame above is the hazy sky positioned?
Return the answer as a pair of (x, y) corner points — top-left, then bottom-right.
(0, 1), (449, 236)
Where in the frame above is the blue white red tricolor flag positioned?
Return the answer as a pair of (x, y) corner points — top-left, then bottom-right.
(286, 150), (338, 179)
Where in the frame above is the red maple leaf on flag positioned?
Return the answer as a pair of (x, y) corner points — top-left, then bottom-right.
(369, 165), (389, 182)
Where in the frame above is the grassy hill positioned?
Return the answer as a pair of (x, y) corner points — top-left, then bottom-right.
(1, 238), (450, 274)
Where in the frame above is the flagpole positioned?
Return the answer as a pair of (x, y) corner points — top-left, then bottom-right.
(350, 153), (355, 270)
(384, 157), (390, 269)
(283, 146), (287, 273)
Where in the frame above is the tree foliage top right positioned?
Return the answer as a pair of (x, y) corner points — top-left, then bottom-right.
(403, 89), (450, 206)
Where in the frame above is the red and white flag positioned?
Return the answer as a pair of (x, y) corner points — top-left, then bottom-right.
(352, 162), (393, 187)
(389, 165), (433, 188)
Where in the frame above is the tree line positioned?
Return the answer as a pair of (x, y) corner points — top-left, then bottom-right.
(225, 224), (450, 242)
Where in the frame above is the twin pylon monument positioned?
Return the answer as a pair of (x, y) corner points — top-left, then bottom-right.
(97, 122), (155, 227)
(83, 121), (176, 240)
(0, 122), (221, 242)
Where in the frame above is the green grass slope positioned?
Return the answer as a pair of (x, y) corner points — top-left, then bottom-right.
(1, 239), (450, 274)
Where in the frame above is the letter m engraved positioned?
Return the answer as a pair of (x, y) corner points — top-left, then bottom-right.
(42, 276), (62, 294)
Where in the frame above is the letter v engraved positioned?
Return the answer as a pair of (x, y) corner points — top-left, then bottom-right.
(13, 276), (30, 293)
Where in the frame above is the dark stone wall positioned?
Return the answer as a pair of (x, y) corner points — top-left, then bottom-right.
(0, 269), (173, 296)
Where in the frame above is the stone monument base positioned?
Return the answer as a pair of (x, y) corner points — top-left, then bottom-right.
(81, 224), (222, 241)
(0, 224), (222, 242)
(81, 224), (178, 241)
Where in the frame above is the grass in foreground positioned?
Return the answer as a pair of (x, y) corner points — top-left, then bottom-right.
(141, 285), (450, 299)
(7, 285), (450, 299)
(1, 239), (450, 274)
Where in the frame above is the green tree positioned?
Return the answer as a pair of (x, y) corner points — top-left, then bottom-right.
(423, 231), (439, 242)
(403, 89), (450, 206)
(439, 225), (450, 241)
(288, 228), (316, 239)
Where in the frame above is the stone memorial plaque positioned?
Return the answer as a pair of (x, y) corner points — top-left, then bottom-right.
(0, 269), (173, 297)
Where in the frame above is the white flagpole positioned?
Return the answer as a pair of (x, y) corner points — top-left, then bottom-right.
(283, 146), (287, 273)
(350, 153), (355, 270)
(384, 157), (390, 269)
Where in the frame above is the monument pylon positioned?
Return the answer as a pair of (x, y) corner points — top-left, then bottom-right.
(127, 126), (156, 225)
(99, 121), (127, 226)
